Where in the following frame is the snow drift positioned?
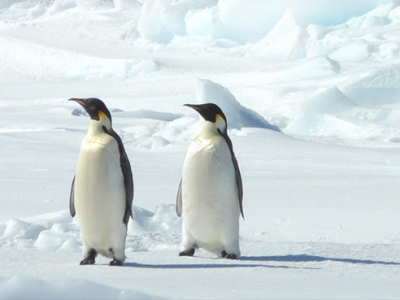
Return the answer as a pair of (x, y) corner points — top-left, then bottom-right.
(195, 79), (280, 131)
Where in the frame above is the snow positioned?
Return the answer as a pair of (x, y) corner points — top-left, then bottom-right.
(2, 0), (400, 299)
(195, 78), (279, 130)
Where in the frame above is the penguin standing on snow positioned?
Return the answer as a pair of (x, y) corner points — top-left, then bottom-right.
(176, 103), (244, 259)
(69, 98), (133, 266)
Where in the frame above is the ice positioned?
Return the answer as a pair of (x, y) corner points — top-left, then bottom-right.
(303, 86), (356, 114)
(136, 0), (216, 43)
(130, 204), (180, 234)
(342, 64), (400, 106)
(34, 222), (80, 252)
(195, 79), (279, 131)
(2, 0), (400, 299)
(329, 40), (373, 62)
(115, 110), (183, 122)
(0, 204), (180, 255)
(2, 219), (45, 241)
(275, 56), (341, 81)
(47, 1), (76, 15)
(136, 0), (382, 44)
(0, 275), (162, 300)
(0, 36), (157, 80)
(249, 10), (309, 62)
(282, 86), (400, 140)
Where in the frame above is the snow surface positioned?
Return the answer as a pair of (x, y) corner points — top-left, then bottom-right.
(2, 0), (400, 299)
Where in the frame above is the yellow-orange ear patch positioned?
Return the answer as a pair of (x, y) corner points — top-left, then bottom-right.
(216, 114), (223, 122)
(98, 110), (105, 119)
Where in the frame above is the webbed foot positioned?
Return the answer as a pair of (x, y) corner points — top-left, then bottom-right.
(179, 248), (195, 257)
(109, 258), (123, 266)
(80, 249), (97, 265)
(221, 250), (237, 260)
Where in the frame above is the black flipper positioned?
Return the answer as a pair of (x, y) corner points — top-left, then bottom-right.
(218, 129), (244, 219)
(69, 175), (76, 217)
(102, 126), (134, 225)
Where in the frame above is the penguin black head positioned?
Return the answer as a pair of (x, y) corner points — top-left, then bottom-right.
(185, 103), (228, 133)
(69, 98), (112, 123)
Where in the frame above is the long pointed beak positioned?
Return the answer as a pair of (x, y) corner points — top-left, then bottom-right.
(184, 103), (202, 113)
(69, 98), (86, 107)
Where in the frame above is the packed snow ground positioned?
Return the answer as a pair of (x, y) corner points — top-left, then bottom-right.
(2, 0), (400, 299)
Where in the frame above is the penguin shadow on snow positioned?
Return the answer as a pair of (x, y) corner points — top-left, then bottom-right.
(240, 254), (400, 266)
(123, 260), (299, 270)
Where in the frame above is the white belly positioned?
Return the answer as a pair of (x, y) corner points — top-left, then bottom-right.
(182, 136), (240, 251)
(74, 133), (126, 255)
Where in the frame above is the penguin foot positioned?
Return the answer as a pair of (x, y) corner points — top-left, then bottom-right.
(109, 258), (123, 266)
(179, 248), (195, 257)
(80, 257), (95, 265)
(221, 250), (237, 260)
(80, 249), (97, 265)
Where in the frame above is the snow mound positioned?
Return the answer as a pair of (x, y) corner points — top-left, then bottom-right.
(0, 205), (180, 253)
(304, 86), (357, 115)
(135, 0), (381, 44)
(119, 122), (173, 150)
(115, 110), (184, 122)
(283, 86), (358, 136)
(0, 0), (383, 47)
(249, 10), (308, 62)
(342, 64), (400, 106)
(329, 40), (373, 62)
(129, 204), (181, 234)
(0, 275), (163, 300)
(282, 86), (400, 141)
(1, 211), (80, 252)
(0, 0), (120, 21)
(71, 107), (195, 150)
(195, 79), (280, 131)
(72, 108), (182, 122)
(137, 0), (216, 44)
(347, 1), (396, 29)
(2, 218), (45, 241)
(34, 222), (80, 252)
(0, 37), (160, 81)
(276, 56), (341, 81)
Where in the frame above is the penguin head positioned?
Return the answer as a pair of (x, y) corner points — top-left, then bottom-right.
(69, 98), (113, 131)
(185, 103), (228, 134)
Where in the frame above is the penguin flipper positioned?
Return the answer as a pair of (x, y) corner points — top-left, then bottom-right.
(107, 128), (134, 225)
(120, 149), (134, 225)
(69, 176), (76, 217)
(218, 129), (244, 219)
(176, 179), (183, 217)
(231, 151), (244, 219)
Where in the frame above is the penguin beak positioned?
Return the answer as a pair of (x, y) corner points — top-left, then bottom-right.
(69, 98), (87, 108)
(185, 103), (211, 122)
(69, 98), (99, 121)
(184, 104), (203, 113)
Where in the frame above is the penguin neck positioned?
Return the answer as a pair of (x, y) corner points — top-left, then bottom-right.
(88, 119), (112, 136)
(199, 121), (221, 139)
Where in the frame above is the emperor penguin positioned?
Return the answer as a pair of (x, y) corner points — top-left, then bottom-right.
(69, 98), (133, 266)
(176, 103), (244, 259)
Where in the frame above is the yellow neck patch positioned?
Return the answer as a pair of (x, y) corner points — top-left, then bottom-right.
(216, 114), (223, 122)
(98, 110), (105, 119)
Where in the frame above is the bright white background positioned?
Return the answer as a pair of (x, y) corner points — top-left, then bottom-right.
(1, 0), (400, 299)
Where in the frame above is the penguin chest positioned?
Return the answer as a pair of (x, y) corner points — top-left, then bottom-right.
(74, 133), (125, 246)
(182, 136), (239, 239)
